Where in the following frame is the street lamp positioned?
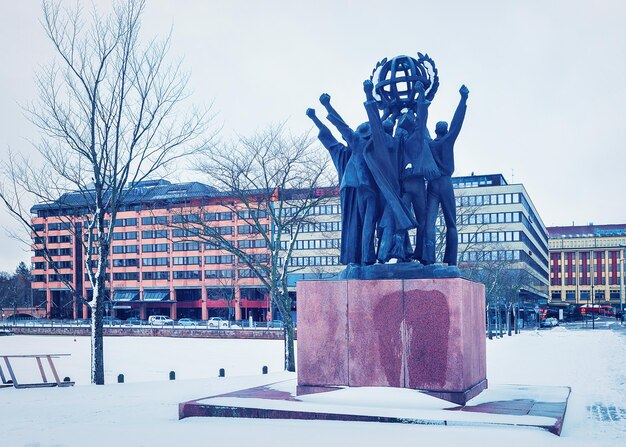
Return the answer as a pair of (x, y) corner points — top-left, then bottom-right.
(619, 244), (626, 319)
(590, 248), (595, 330)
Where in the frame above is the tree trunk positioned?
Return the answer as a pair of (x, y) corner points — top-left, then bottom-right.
(273, 289), (295, 372)
(507, 304), (512, 336)
(282, 311), (296, 372)
(90, 274), (105, 384)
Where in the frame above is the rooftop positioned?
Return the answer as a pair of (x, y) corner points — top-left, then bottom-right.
(547, 224), (626, 238)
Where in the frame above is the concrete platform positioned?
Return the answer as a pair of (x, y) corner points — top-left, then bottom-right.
(179, 380), (571, 436)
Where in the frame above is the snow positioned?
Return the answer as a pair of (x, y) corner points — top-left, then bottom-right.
(1, 324), (625, 446)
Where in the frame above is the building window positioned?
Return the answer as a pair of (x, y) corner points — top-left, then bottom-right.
(238, 210), (268, 219)
(47, 222), (72, 231)
(113, 231), (138, 240)
(47, 235), (72, 243)
(205, 212), (233, 221)
(238, 239), (268, 249)
(142, 243), (169, 253)
(173, 256), (201, 265)
(173, 270), (200, 280)
(141, 216), (169, 225)
(112, 245), (138, 254)
(48, 273), (73, 282)
(112, 272), (139, 281)
(172, 241), (200, 251)
(172, 228), (201, 237)
(112, 259), (139, 267)
(114, 218), (138, 227)
(204, 269), (234, 279)
(204, 255), (234, 264)
(299, 221), (341, 233)
(172, 214), (201, 224)
(238, 224), (269, 235)
(142, 257), (169, 266)
(142, 230), (168, 239)
(142, 271), (169, 280)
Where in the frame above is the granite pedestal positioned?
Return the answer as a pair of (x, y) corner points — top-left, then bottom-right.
(296, 277), (487, 405)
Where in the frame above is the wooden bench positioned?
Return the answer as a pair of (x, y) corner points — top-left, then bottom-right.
(0, 354), (75, 389)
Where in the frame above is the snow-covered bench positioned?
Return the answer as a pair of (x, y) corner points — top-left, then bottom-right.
(0, 354), (74, 389)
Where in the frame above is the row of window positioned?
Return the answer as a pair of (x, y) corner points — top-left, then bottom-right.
(38, 211), (268, 232)
(113, 231), (138, 240)
(459, 231), (548, 268)
(34, 248), (72, 257)
(459, 231), (521, 244)
(32, 269), (246, 283)
(551, 290), (621, 301)
(456, 211), (522, 226)
(114, 218), (138, 227)
(279, 238), (341, 250)
(282, 256), (341, 267)
(456, 192), (520, 208)
(299, 221), (341, 233)
(47, 235), (72, 244)
(238, 239), (267, 249)
(459, 250), (522, 262)
(280, 204), (341, 217)
(141, 216), (169, 226)
(47, 222), (73, 231)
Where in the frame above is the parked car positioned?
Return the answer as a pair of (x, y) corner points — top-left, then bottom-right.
(207, 317), (229, 328)
(148, 315), (174, 326)
(541, 317), (558, 328)
(102, 316), (123, 326)
(124, 317), (143, 326)
(177, 318), (198, 327)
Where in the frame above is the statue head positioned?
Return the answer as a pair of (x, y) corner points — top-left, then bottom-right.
(355, 122), (372, 139)
(435, 121), (448, 137)
(382, 118), (394, 135)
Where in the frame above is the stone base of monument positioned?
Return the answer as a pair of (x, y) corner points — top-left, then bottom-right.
(296, 277), (487, 405)
(178, 379), (571, 436)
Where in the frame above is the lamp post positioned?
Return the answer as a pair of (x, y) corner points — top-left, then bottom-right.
(590, 248), (595, 330)
(619, 244), (626, 318)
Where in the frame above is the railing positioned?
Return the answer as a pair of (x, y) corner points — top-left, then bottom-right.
(0, 318), (289, 330)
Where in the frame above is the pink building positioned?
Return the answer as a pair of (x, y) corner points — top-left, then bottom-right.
(31, 180), (272, 322)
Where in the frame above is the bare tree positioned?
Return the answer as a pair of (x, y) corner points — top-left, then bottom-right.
(0, 0), (211, 384)
(175, 124), (332, 372)
(462, 245), (534, 338)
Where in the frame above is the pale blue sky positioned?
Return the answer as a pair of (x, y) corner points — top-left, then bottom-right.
(1, 0), (625, 272)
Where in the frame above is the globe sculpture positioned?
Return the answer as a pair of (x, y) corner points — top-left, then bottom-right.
(370, 53), (439, 120)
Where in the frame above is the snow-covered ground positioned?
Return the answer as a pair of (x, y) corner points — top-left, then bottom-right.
(1, 323), (625, 447)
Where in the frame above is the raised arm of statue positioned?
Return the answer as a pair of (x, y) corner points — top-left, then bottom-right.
(306, 107), (350, 177)
(445, 85), (469, 143)
(306, 107), (342, 151)
(320, 93), (355, 144)
(363, 79), (385, 146)
(413, 82), (430, 142)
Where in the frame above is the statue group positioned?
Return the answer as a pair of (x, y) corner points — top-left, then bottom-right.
(307, 53), (468, 268)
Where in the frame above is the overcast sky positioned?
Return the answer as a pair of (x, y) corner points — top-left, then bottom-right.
(1, 0), (625, 272)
